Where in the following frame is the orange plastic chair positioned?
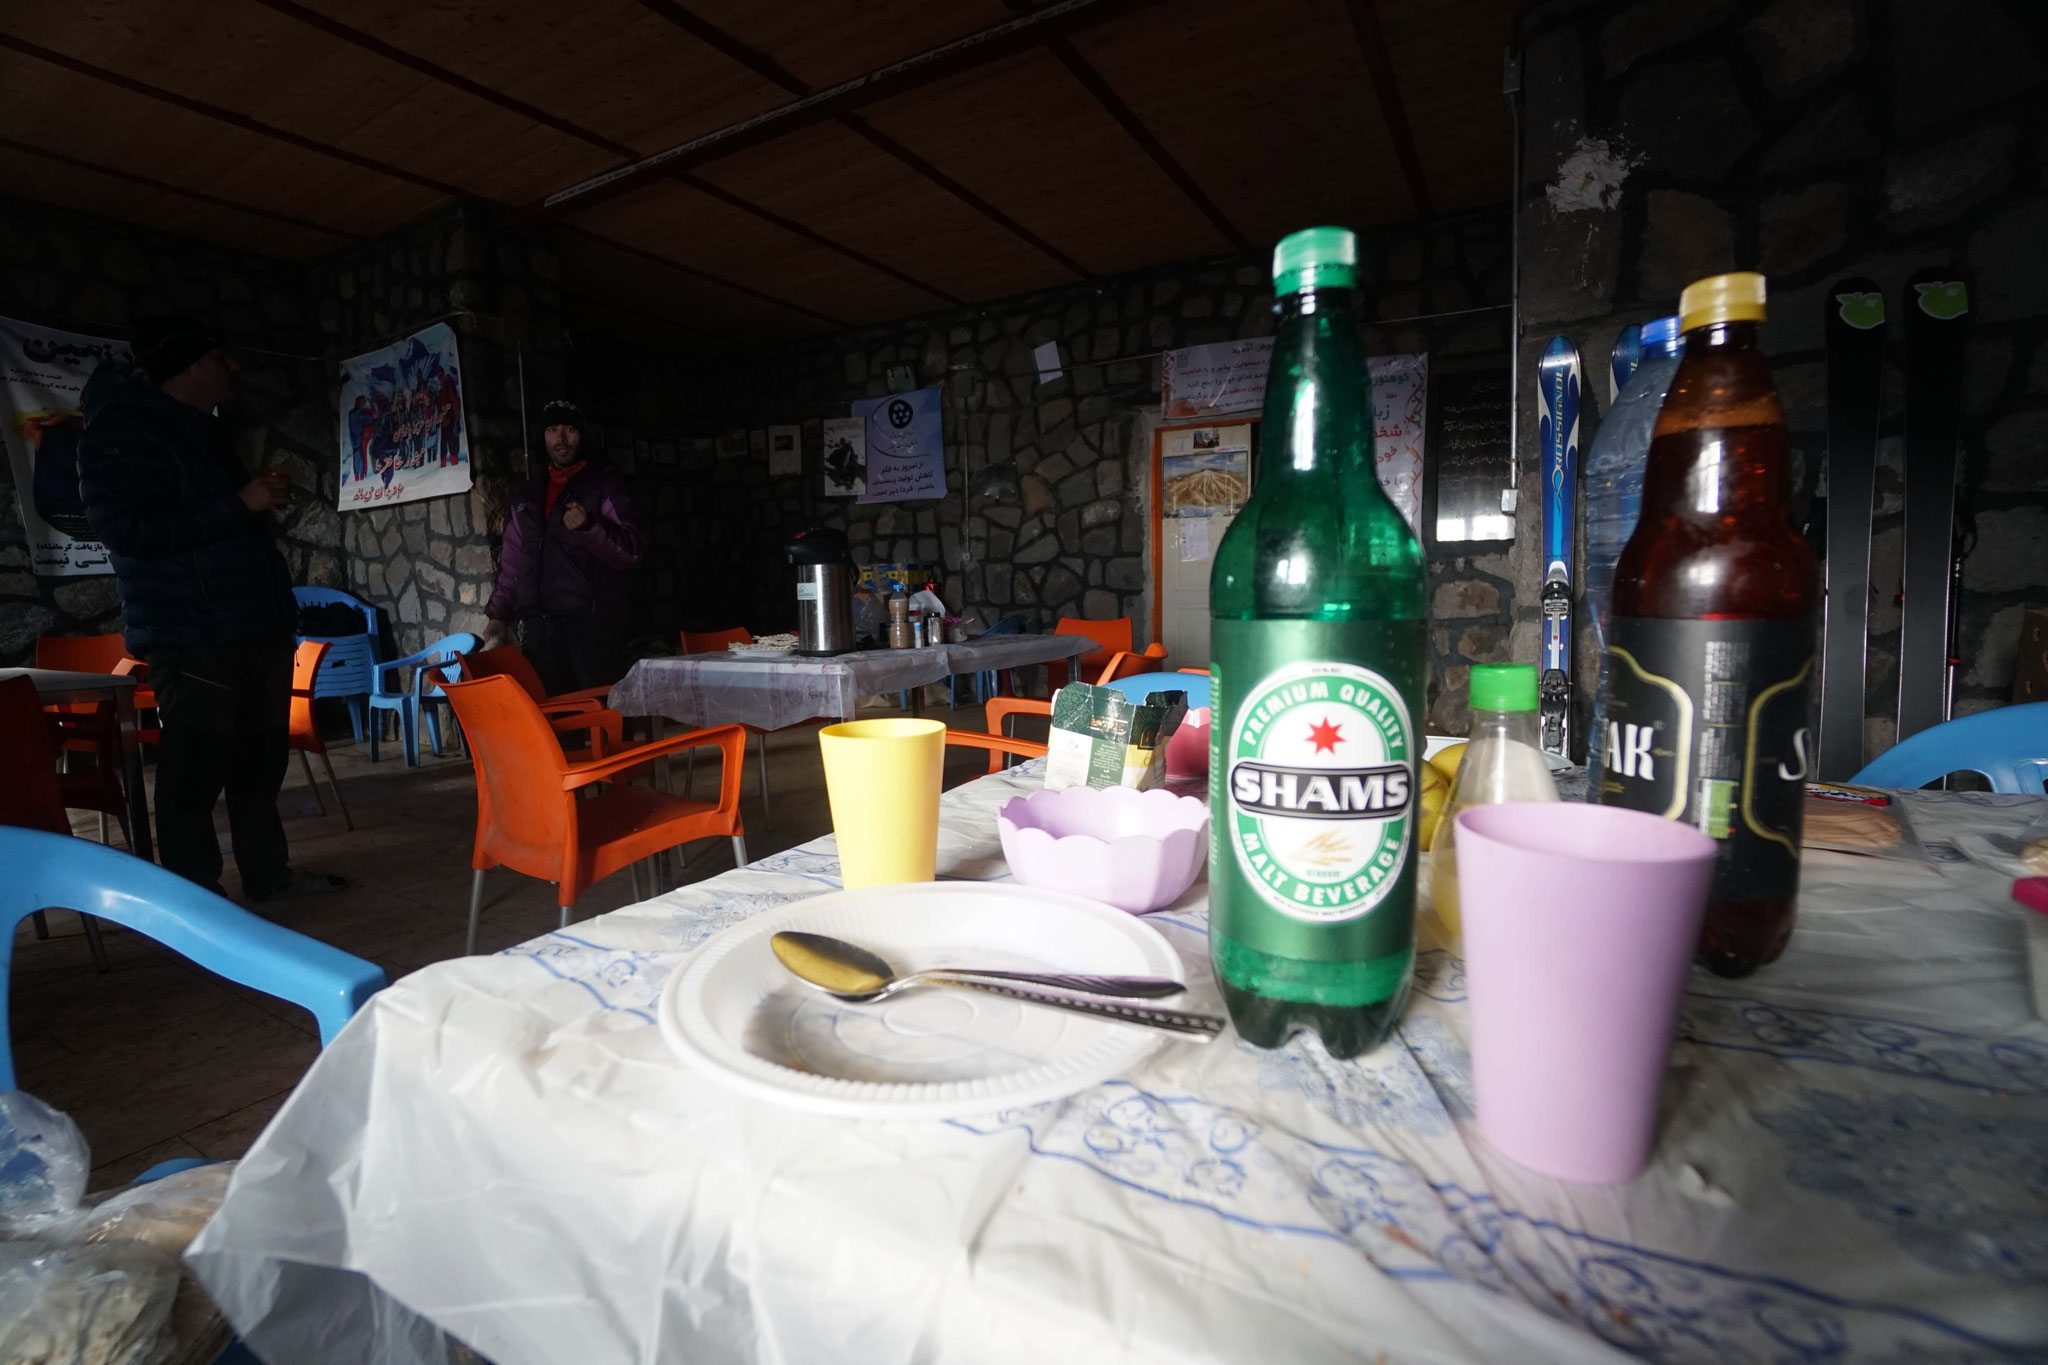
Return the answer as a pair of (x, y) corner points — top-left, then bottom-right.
(679, 627), (806, 829)
(290, 640), (354, 830)
(1047, 617), (1133, 692)
(1096, 644), (1170, 685)
(983, 697), (1054, 774)
(0, 675), (113, 968)
(464, 644), (612, 713)
(35, 632), (154, 760)
(1176, 666), (1211, 676)
(435, 670), (747, 952)
(942, 727), (1047, 781)
(682, 627), (753, 653)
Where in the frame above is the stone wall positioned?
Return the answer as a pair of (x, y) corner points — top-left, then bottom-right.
(574, 209), (1515, 723)
(0, 198), (339, 664)
(313, 204), (568, 659)
(1518, 0), (2048, 760)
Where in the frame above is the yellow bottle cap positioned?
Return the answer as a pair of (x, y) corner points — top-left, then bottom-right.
(1679, 272), (1768, 332)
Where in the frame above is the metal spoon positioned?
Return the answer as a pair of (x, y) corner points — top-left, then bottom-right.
(769, 931), (1223, 1041)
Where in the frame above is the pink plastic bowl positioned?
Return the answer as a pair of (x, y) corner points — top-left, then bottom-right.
(1166, 706), (1210, 782)
(998, 785), (1209, 914)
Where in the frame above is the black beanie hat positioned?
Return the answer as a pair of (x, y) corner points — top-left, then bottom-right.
(131, 315), (223, 385)
(539, 399), (588, 433)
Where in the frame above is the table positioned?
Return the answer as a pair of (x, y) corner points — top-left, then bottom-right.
(2, 666), (151, 862)
(188, 776), (2048, 1364)
(606, 634), (1092, 731)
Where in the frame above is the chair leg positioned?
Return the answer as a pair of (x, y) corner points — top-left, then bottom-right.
(731, 834), (748, 868)
(299, 751), (328, 815)
(424, 705), (444, 758)
(80, 914), (110, 974)
(367, 708), (381, 763)
(401, 700), (421, 768)
(466, 868), (486, 955)
(98, 812), (109, 844)
(756, 732), (772, 830)
(32, 910), (49, 939)
(318, 751), (355, 830)
(347, 697), (366, 743)
(683, 747), (696, 799)
(559, 902), (573, 929)
(629, 860), (644, 901)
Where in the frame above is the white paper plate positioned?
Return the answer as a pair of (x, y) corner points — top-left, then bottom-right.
(658, 881), (1181, 1118)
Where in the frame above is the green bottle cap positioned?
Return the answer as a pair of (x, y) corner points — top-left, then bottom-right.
(1271, 226), (1358, 294)
(1469, 663), (1539, 713)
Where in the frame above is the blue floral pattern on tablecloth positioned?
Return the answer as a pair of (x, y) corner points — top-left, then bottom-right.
(1757, 1087), (2048, 1282)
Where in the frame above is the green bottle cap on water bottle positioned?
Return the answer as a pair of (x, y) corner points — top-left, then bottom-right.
(1469, 663), (1539, 713)
(1271, 226), (1358, 295)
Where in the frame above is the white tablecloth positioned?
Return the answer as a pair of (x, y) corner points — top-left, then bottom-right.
(606, 635), (1093, 730)
(188, 775), (2048, 1364)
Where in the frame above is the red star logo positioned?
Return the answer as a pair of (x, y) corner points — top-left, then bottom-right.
(1305, 716), (1344, 754)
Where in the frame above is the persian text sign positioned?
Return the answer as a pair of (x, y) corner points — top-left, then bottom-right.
(337, 322), (470, 510)
(0, 316), (124, 576)
(854, 387), (946, 503)
(1161, 338), (1273, 419)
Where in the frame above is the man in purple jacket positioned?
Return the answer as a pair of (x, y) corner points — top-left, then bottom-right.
(480, 399), (647, 693)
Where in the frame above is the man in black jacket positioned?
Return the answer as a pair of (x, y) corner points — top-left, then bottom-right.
(78, 317), (340, 902)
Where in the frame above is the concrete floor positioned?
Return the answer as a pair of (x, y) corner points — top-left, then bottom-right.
(12, 692), (1037, 1187)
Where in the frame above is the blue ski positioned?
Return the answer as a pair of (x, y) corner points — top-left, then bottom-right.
(1608, 323), (1641, 405)
(1538, 336), (1582, 760)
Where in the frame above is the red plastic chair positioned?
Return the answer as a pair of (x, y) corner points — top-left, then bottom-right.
(35, 633), (154, 783)
(942, 727), (1047, 781)
(983, 697), (1054, 774)
(1096, 644), (1170, 685)
(465, 644), (613, 712)
(434, 670), (747, 952)
(290, 641), (353, 830)
(0, 675), (113, 968)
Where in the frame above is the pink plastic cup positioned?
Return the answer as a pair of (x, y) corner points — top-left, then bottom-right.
(1453, 802), (1716, 1184)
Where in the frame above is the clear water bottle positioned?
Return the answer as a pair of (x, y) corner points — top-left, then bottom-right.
(1583, 315), (1684, 777)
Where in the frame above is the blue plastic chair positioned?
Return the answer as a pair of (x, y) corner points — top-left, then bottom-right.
(951, 613), (1028, 709)
(367, 632), (478, 766)
(1098, 671), (1212, 710)
(1850, 701), (2048, 794)
(0, 828), (387, 1091)
(294, 587), (379, 743)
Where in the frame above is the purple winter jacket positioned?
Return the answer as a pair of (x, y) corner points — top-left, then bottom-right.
(483, 461), (647, 625)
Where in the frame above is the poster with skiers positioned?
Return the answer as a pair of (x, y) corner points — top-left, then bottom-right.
(0, 315), (126, 576)
(337, 322), (470, 510)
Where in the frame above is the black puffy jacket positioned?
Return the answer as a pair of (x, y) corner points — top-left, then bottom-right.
(77, 360), (297, 658)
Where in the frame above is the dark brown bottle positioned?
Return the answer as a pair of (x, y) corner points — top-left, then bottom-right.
(1596, 272), (1819, 977)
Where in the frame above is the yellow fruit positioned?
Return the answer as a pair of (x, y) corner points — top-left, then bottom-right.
(1417, 772), (1450, 851)
(1427, 742), (1468, 784)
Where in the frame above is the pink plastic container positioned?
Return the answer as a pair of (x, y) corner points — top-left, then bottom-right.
(1453, 802), (1716, 1184)
(998, 785), (1208, 914)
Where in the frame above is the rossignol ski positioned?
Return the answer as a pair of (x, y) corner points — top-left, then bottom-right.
(1537, 336), (1581, 761)
(1897, 269), (1969, 742)
(1817, 279), (1885, 780)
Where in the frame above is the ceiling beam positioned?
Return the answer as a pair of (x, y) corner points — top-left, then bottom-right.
(1040, 37), (1249, 253)
(0, 31), (474, 203)
(0, 135), (367, 244)
(246, 0), (958, 306)
(1341, 0), (1433, 219)
(551, 0), (1168, 224)
(674, 173), (964, 305)
(560, 226), (849, 330)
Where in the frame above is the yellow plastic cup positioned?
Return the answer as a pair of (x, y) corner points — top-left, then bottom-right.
(818, 718), (947, 888)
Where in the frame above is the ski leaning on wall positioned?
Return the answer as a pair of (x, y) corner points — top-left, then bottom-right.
(1817, 279), (1886, 781)
(1896, 269), (1969, 742)
(1537, 336), (1582, 761)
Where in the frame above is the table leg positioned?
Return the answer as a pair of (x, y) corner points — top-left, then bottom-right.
(115, 689), (153, 862)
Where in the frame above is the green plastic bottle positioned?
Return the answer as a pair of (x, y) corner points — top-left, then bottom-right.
(1208, 226), (1428, 1058)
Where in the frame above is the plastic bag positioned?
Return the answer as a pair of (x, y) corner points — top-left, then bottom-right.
(0, 1091), (89, 1235)
(0, 1241), (179, 1365)
(1801, 782), (1936, 862)
(77, 1164), (234, 1257)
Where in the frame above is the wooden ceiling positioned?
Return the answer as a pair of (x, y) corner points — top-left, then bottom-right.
(0, 0), (1517, 353)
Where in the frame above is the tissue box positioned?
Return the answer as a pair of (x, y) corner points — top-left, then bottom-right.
(1043, 683), (1188, 791)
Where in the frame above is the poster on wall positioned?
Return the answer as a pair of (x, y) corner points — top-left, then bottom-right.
(719, 430), (747, 460)
(1160, 423), (1251, 518)
(768, 424), (801, 476)
(337, 321), (470, 510)
(1431, 366), (1514, 542)
(820, 415), (865, 497)
(0, 316), (125, 576)
(1160, 338), (1273, 419)
(854, 387), (945, 503)
(1369, 353), (1428, 533)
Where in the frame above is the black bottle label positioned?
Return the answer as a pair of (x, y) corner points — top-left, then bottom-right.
(1595, 618), (1815, 902)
